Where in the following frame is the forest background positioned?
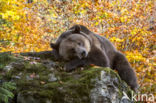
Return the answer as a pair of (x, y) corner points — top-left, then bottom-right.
(0, 0), (155, 99)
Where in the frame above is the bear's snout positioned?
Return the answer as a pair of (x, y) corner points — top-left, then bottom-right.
(81, 50), (87, 58)
(77, 49), (87, 59)
(75, 47), (88, 59)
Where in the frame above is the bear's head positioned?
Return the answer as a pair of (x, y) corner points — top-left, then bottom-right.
(59, 34), (91, 60)
(51, 25), (92, 60)
(50, 25), (82, 51)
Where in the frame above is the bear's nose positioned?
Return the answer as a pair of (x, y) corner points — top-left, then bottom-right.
(81, 51), (87, 58)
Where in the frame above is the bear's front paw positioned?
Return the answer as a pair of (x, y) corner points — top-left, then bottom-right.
(64, 63), (76, 72)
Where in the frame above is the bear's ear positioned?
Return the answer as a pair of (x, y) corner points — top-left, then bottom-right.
(50, 43), (58, 49)
(73, 25), (81, 33)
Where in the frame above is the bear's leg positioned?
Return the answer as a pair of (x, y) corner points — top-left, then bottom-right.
(89, 47), (110, 67)
(51, 49), (61, 60)
(64, 58), (90, 72)
(64, 47), (111, 72)
(113, 52), (138, 91)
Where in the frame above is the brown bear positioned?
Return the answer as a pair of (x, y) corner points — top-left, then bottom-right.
(50, 25), (138, 91)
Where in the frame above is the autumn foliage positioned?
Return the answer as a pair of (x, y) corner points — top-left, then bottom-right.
(0, 0), (155, 98)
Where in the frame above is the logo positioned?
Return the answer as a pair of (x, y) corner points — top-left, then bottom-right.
(122, 91), (155, 102)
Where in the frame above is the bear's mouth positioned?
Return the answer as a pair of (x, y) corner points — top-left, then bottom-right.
(77, 54), (83, 59)
(77, 52), (87, 59)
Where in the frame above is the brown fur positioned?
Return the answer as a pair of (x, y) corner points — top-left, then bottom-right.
(50, 25), (138, 91)
(59, 34), (91, 60)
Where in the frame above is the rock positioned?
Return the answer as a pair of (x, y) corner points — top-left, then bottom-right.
(0, 52), (133, 103)
(90, 70), (132, 103)
(26, 75), (34, 80)
(11, 62), (25, 71)
(48, 73), (57, 82)
(17, 92), (40, 103)
(4, 65), (13, 71)
(12, 75), (21, 79)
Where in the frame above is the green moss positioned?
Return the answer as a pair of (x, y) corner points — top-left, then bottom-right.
(44, 67), (106, 103)
(0, 52), (15, 69)
(4, 70), (13, 80)
(44, 82), (60, 89)
(24, 62), (47, 73)
(39, 75), (48, 81)
(14, 67), (103, 103)
(38, 90), (54, 98)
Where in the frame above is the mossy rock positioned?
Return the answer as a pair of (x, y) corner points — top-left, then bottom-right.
(0, 52), (133, 103)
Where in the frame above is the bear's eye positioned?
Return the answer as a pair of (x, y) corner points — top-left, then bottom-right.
(77, 42), (82, 46)
(70, 48), (75, 53)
